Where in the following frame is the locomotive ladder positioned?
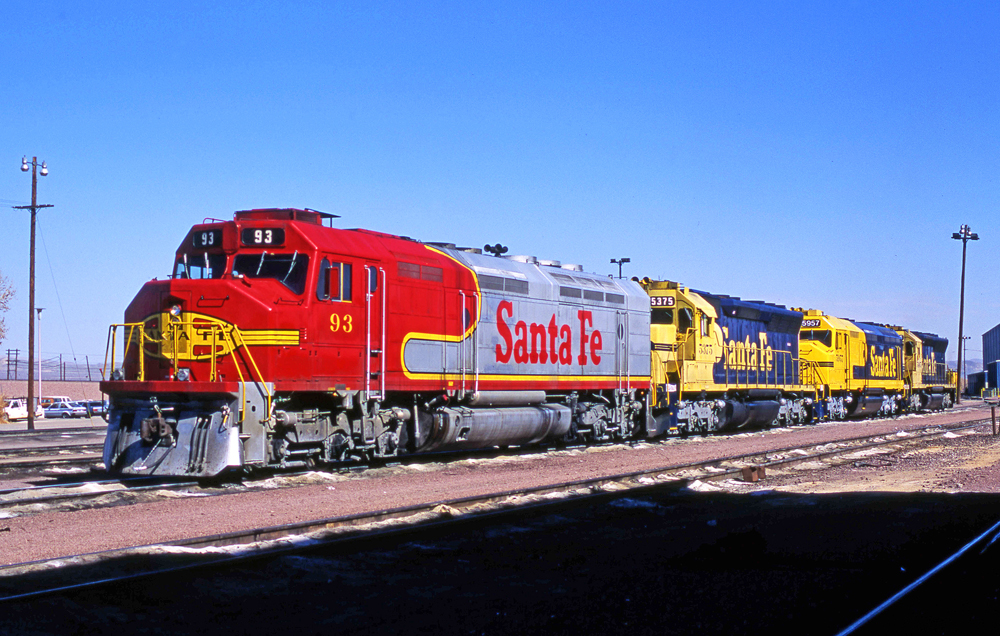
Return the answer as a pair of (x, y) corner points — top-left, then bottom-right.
(457, 291), (481, 397)
(365, 266), (387, 402)
(616, 310), (631, 421)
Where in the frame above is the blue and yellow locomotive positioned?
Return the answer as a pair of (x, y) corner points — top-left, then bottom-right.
(642, 278), (815, 435)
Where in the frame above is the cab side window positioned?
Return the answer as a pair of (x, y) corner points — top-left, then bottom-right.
(678, 307), (694, 333)
(317, 258), (353, 302)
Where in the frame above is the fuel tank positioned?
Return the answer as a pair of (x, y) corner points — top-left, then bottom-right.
(720, 399), (781, 430)
(847, 389), (885, 418)
(919, 392), (947, 411)
(417, 404), (572, 452)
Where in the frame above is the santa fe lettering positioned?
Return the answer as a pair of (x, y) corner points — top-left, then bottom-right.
(494, 301), (602, 366)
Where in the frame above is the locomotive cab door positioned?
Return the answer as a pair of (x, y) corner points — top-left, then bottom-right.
(837, 331), (850, 390)
(314, 256), (363, 387)
(677, 304), (696, 360)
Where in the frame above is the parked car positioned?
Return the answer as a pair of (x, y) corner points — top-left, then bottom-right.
(43, 400), (88, 419)
(3, 398), (43, 421)
(82, 400), (108, 417)
(39, 395), (72, 408)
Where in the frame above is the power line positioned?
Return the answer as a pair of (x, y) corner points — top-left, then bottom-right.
(38, 219), (79, 367)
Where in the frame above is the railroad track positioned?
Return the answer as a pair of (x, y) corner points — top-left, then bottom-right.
(0, 443), (104, 460)
(0, 426), (106, 438)
(0, 442), (104, 473)
(0, 415), (992, 602)
(0, 476), (203, 513)
(1, 414), (984, 517)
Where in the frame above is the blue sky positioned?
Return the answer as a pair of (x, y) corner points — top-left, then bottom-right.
(2, 1), (998, 367)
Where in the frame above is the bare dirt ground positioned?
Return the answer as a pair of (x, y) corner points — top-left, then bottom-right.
(759, 422), (1000, 495)
(0, 403), (996, 566)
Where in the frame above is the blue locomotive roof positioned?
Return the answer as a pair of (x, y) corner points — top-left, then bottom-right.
(855, 322), (903, 346)
(695, 291), (803, 335)
(913, 331), (949, 356)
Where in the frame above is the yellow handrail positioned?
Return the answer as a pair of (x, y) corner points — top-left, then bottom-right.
(103, 323), (153, 381)
(103, 319), (273, 420)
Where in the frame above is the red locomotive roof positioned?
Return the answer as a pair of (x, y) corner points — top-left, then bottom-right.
(235, 208), (337, 224)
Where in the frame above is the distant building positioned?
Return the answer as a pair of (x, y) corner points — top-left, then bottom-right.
(984, 323), (1000, 370)
(968, 370), (987, 397)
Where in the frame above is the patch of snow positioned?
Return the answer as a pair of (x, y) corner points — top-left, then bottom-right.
(42, 467), (90, 474)
(684, 480), (723, 492)
(844, 448), (890, 459)
(791, 461), (829, 471)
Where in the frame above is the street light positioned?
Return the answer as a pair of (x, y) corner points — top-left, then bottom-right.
(611, 258), (631, 279)
(952, 224), (979, 403)
(14, 156), (52, 430)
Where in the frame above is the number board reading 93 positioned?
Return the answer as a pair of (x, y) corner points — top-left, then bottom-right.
(650, 296), (675, 307)
(241, 228), (286, 247)
(192, 230), (223, 249)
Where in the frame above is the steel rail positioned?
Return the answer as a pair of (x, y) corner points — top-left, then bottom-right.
(0, 479), (202, 510)
(0, 415), (991, 602)
(0, 476), (184, 497)
(679, 419), (990, 484)
(836, 516), (1000, 635)
(0, 443), (104, 459)
(0, 426), (106, 438)
(0, 454), (102, 470)
(625, 416), (992, 483)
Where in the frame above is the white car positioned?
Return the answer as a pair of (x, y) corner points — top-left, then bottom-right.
(3, 398), (44, 421)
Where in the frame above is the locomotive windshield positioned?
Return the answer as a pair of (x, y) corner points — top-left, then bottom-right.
(173, 253), (227, 280)
(800, 330), (833, 348)
(232, 252), (309, 294)
(651, 308), (674, 325)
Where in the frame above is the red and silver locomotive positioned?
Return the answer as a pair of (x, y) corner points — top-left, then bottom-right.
(101, 209), (651, 476)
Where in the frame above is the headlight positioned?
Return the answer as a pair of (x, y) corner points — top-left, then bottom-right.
(111, 368), (124, 381)
(176, 368), (191, 381)
(169, 305), (182, 321)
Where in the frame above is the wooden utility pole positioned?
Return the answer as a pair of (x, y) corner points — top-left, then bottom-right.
(15, 156), (52, 430)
